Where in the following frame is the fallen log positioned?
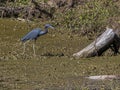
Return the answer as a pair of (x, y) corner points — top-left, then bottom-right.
(73, 27), (120, 58)
(86, 75), (120, 80)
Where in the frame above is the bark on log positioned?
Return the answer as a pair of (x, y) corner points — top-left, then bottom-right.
(73, 28), (120, 58)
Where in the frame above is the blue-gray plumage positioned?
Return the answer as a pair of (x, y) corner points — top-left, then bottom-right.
(21, 24), (54, 42)
(21, 24), (54, 56)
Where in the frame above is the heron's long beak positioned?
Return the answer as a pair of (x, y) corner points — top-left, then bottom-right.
(50, 26), (54, 29)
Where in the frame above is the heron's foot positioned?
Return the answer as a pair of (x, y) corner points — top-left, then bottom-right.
(33, 53), (37, 57)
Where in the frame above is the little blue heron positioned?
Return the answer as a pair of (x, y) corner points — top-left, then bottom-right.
(21, 24), (54, 56)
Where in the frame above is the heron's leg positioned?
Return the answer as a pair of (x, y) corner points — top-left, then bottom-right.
(22, 40), (30, 55)
(23, 43), (26, 54)
(33, 40), (36, 56)
(21, 42), (26, 55)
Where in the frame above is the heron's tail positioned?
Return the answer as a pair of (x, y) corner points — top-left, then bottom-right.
(21, 37), (27, 42)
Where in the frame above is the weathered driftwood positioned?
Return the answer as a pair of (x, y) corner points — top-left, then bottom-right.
(73, 28), (120, 58)
(86, 75), (120, 80)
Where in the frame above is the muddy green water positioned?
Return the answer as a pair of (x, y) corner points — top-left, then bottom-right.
(0, 19), (120, 90)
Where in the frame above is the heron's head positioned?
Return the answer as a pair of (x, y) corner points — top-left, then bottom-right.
(45, 24), (54, 29)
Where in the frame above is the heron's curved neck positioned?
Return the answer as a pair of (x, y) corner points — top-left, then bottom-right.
(44, 27), (48, 33)
(44, 28), (48, 32)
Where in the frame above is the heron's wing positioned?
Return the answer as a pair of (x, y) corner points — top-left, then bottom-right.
(39, 30), (47, 35)
(21, 28), (42, 42)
